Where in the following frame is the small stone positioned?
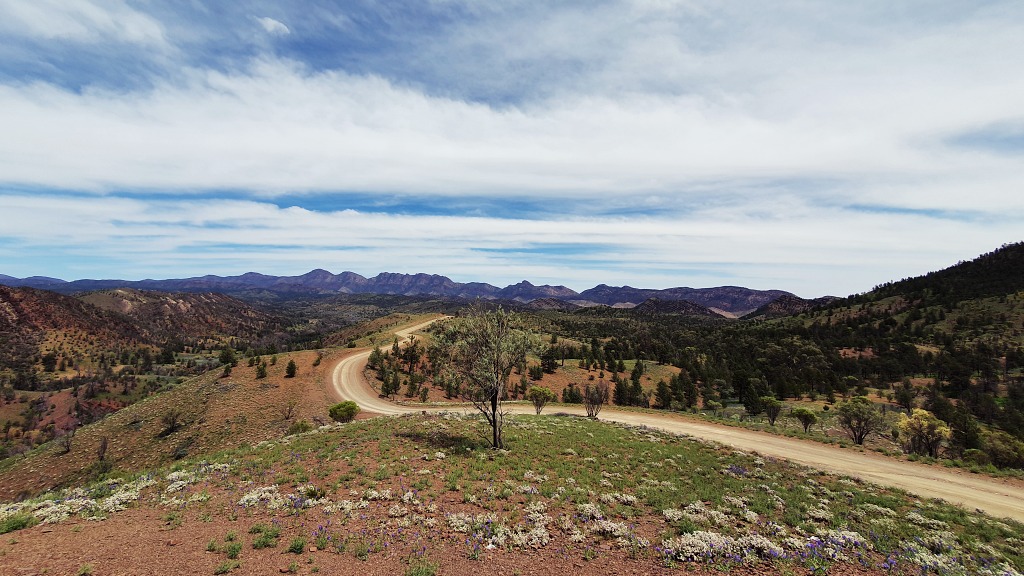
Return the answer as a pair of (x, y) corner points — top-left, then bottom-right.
(165, 540), (180, 546)
(308, 546), (317, 552)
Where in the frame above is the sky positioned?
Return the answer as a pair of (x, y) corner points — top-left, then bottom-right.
(1, 1), (1022, 297)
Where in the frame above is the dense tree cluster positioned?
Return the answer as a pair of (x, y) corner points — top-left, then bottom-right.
(532, 243), (1024, 467)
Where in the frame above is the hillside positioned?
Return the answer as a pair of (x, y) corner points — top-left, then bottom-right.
(742, 294), (839, 319)
(2, 412), (1022, 575)
(0, 286), (143, 342)
(0, 286), (145, 381)
(578, 284), (793, 314)
(0, 348), (340, 500)
(630, 297), (722, 317)
(868, 241), (1024, 305)
(78, 288), (286, 344)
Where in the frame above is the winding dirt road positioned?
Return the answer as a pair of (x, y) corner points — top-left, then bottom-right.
(331, 319), (1024, 522)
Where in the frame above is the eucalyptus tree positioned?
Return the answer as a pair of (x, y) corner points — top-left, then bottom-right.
(429, 306), (533, 449)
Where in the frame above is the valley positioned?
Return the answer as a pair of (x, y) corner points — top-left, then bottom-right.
(1, 243), (1023, 575)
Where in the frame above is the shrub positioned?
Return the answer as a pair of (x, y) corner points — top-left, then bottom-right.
(287, 420), (313, 435)
(159, 410), (182, 437)
(0, 513), (38, 534)
(250, 523), (280, 549)
(405, 560), (439, 576)
(584, 381), (609, 418)
(329, 401), (360, 423)
(287, 537), (306, 554)
(213, 560), (239, 574)
(962, 448), (991, 466)
(526, 386), (556, 415)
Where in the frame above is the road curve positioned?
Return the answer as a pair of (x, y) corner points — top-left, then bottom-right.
(331, 318), (1024, 522)
(331, 317), (446, 415)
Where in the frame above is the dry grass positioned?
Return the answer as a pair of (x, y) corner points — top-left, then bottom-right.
(0, 349), (345, 500)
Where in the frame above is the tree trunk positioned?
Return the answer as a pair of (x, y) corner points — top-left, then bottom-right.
(491, 390), (500, 449)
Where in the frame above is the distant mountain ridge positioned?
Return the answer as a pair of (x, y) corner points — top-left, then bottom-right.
(0, 270), (800, 317)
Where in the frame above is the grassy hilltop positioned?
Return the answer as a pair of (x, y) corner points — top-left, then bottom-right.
(2, 409), (1024, 575)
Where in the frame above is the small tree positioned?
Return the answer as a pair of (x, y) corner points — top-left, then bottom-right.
(894, 379), (918, 412)
(526, 386), (556, 415)
(540, 347), (559, 373)
(219, 347), (237, 367)
(282, 399), (298, 421)
(328, 401), (360, 423)
(97, 436), (109, 462)
(584, 381), (609, 418)
(57, 420), (77, 454)
(428, 306), (533, 449)
(160, 409), (182, 437)
(897, 409), (951, 457)
(761, 396), (783, 426)
(285, 359), (297, 378)
(255, 362), (268, 379)
(528, 364), (544, 381)
(654, 380), (672, 409)
(562, 383), (583, 404)
(790, 407), (817, 433)
(836, 396), (885, 445)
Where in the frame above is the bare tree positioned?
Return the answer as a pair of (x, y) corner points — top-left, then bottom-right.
(282, 399), (298, 421)
(584, 380), (609, 418)
(159, 408), (182, 437)
(429, 306), (533, 449)
(57, 419), (78, 454)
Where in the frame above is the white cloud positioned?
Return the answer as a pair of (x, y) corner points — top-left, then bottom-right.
(257, 17), (290, 36)
(0, 2), (1021, 295)
(0, 0), (166, 45)
(0, 193), (1017, 296)
(0, 49), (1021, 217)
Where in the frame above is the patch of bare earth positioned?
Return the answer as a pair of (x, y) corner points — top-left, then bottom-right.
(0, 508), (882, 576)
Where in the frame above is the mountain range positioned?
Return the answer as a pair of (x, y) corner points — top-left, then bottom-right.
(0, 270), (801, 317)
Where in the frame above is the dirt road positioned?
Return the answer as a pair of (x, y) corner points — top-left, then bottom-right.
(330, 319), (1024, 522)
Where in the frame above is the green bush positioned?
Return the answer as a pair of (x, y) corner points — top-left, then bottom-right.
(0, 513), (38, 534)
(287, 537), (306, 554)
(287, 420), (313, 435)
(962, 448), (991, 466)
(214, 560), (239, 574)
(328, 401), (360, 423)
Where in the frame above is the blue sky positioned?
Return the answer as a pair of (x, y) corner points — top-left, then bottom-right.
(1, 1), (1022, 297)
